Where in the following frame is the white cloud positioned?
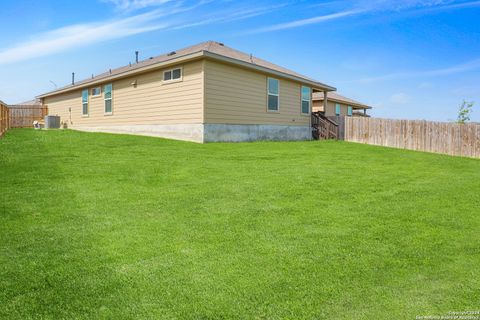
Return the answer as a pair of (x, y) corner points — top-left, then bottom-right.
(390, 93), (411, 104)
(0, 11), (169, 65)
(252, 9), (366, 33)
(0, 2), (277, 65)
(367, 0), (456, 10)
(170, 5), (284, 31)
(415, 0), (480, 10)
(103, 0), (174, 11)
(357, 58), (480, 83)
(248, 0), (479, 33)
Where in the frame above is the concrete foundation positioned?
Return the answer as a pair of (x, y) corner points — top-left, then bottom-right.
(204, 124), (311, 142)
(71, 124), (312, 143)
(74, 124), (205, 143)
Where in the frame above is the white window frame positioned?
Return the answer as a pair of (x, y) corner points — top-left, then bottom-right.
(104, 83), (113, 116)
(335, 103), (341, 116)
(91, 87), (101, 97)
(347, 106), (353, 117)
(267, 77), (280, 112)
(81, 89), (89, 117)
(301, 86), (311, 115)
(162, 67), (183, 84)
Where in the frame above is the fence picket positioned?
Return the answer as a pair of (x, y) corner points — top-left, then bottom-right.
(8, 105), (48, 128)
(344, 117), (480, 158)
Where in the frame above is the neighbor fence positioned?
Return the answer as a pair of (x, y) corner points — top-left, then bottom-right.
(8, 105), (48, 128)
(344, 117), (480, 158)
(0, 101), (9, 137)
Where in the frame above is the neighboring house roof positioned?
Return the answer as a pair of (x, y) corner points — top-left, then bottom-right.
(12, 99), (42, 106)
(312, 92), (372, 109)
(0, 100), (7, 106)
(38, 41), (335, 98)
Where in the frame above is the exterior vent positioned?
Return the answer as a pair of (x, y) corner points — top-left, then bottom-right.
(167, 51), (176, 56)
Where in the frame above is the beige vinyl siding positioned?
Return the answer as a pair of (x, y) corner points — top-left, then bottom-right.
(44, 60), (204, 126)
(204, 60), (309, 126)
(313, 100), (349, 117)
(312, 100), (323, 113)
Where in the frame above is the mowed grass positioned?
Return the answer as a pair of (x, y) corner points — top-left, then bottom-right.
(1, 129), (479, 319)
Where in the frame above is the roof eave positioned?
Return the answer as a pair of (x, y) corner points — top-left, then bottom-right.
(36, 51), (206, 99)
(203, 51), (336, 92)
(313, 97), (371, 109)
(37, 49), (336, 99)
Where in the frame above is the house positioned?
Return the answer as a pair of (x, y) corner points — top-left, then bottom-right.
(312, 92), (371, 117)
(14, 99), (42, 106)
(37, 41), (336, 143)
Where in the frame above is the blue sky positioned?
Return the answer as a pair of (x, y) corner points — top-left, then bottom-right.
(0, 0), (479, 121)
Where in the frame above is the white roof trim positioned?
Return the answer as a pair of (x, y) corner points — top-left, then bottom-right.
(203, 51), (336, 91)
(37, 52), (205, 98)
(38, 49), (335, 98)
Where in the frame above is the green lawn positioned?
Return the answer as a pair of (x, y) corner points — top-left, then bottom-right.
(1, 129), (479, 319)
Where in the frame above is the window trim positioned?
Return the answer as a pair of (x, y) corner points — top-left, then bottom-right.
(104, 83), (113, 116)
(81, 89), (89, 117)
(335, 103), (341, 116)
(91, 87), (101, 97)
(267, 77), (280, 113)
(347, 105), (353, 117)
(301, 86), (311, 115)
(162, 67), (183, 84)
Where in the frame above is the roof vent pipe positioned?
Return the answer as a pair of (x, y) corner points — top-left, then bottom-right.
(135, 51), (139, 63)
(72, 72), (75, 85)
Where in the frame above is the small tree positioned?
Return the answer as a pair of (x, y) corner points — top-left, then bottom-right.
(457, 100), (474, 124)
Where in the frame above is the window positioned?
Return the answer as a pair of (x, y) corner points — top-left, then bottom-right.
(267, 77), (279, 111)
(82, 89), (88, 116)
(301, 86), (311, 114)
(91, 87), (101, 97)
(335, 103), (341, 116)
(163, 68), (182, 82)
(347, 106), (353, 116)
(104, 83), (112, 114)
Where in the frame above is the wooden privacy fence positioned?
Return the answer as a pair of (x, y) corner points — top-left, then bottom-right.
(0, 101), (9, 137)
(8, 105), (48, 128)
(345, 117), (480, 158)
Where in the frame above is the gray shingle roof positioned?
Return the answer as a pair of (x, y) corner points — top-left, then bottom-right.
(38, 41), (335, 98)
(11, 99), (42, 106)
(312, 91), (371, 109)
